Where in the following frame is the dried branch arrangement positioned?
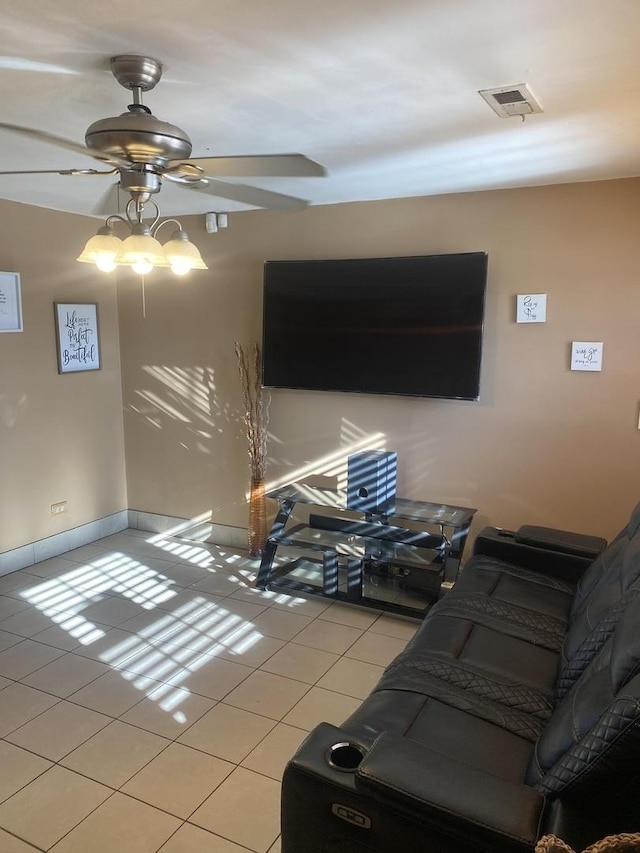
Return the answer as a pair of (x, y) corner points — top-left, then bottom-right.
(235, 341), (269, 480)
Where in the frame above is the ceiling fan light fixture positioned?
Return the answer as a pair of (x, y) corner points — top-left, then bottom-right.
(76, 224), (123, 272)
(77, 198), (211, 277)
(162, 228), (208, 275)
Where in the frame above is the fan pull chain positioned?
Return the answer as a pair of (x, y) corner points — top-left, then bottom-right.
(141, 275), (146, 319)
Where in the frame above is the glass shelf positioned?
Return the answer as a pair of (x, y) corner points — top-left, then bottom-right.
(266, 483), (476, 527)
(270, 555), (438, 617)
(272, 524), (445, 572)
(257, 483), (477, 617)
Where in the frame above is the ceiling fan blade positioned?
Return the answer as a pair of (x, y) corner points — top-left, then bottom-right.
(171, 154), (326, 178)
(170, 175), (309, 211)
(0, 122), (129, 168)
(0, 167), (116, 176)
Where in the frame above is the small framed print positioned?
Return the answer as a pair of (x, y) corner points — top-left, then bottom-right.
(516, 294), (547, 323)
(54, 302), (101, 373)
(0, 271), (23, 332)
(571, 341), (603, 372)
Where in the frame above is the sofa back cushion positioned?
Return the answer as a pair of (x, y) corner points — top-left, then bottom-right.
(570, 503), (640, 620)
(527, 592), (640, 824)
(555, 504), (640, 700)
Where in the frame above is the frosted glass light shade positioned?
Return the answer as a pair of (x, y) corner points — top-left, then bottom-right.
(117, 233), (168, 273)
(77, 230), (123, 273)
(163, 230), (208, 275)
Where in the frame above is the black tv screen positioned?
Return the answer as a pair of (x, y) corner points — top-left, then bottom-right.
(262, 252), (488, 401)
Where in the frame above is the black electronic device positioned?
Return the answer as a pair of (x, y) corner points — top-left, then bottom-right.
(262, 252), (487, 400)
(346, 451), (397, 514)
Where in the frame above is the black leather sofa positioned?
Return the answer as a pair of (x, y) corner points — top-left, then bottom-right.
(281, 504), (640, 852)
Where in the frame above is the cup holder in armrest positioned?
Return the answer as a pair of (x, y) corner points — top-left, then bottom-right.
(326, 742), (366, 772)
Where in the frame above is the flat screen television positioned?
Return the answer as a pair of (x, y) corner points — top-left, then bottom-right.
(262, 252), (488, 401)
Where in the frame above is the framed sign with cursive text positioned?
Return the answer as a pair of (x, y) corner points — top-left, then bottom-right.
(54, 302), (101, 374)
(0, 272), (23, 332)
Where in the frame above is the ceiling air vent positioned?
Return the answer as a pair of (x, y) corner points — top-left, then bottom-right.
(478, 83), (544, 118)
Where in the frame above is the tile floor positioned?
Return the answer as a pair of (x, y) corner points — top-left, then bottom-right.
(0, 529), (418, 853)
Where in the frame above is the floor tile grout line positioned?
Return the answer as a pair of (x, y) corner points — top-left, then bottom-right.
(1, 700), (113, 765)
(109, 750), (279, 828)
(0, 533), (419, 853)
(0, 824), (48, 852)
(0, 692), (68, 743)
(0, 736), (231, 851)
(1, 615), (409, 705)
(2, 665), (346, 765)
(2, 719), (281, 844)
(0, 737), (53, 808)
(0, 752), (123, 851)
(5, 646), (118, 699)
(156, 819), (259, 853)
(67, 632), (317, 735)
(1, 596), (414, 671)
(66, 615), (351, 770)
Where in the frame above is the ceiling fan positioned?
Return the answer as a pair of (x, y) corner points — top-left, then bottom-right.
(0, 53), (326, 215)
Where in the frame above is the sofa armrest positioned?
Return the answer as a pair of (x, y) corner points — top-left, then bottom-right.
(514, 525), (606, 560)
(282, 723), (546, 853)
(473, 527), (595, 583)
(356, 731), (545, 853)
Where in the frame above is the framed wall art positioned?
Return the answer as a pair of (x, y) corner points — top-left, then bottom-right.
(570, 341), (603, 372)
(0, 271), (23, 333)
(54, 302), (101, 373)
(516, 293), (547, 323)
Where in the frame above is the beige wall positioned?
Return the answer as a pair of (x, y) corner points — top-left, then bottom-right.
(119, 178), (640, 545)
(6, 178), (636, 560)
(0, 199), (127, 553)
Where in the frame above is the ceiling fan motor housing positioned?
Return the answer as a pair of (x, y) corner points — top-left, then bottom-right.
(0, 52), (321, 213)
(85, 111), (193, 167)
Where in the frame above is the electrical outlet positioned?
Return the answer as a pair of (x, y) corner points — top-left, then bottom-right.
(51, 500), (67, 515)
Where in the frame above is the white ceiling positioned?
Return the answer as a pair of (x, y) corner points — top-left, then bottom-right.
(0, 0), (639, 219)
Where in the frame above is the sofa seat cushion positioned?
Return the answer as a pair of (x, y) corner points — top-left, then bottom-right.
(344, 689), (535, 784)
(370, 652), (546, 741)
(431, 592), (568, 652)
(425, 556), (575, 652)
(452, 555), (576, 617)
(377, 650), (554, 722)
(408, 614), (560, 693)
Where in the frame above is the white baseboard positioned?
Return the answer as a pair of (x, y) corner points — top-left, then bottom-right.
(0, 509), (250, 575)
(127, 509), (248, 551)
(0, 510), (126, 575)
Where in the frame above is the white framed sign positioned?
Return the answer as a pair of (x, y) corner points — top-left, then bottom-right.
(571, 341), (603, 372)
(516, 294), (547, 323)
(0, 271), (23, 332)
(54, 302), (101, 373)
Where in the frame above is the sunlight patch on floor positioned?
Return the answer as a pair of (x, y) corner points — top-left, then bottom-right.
(19, 546), (264, 722)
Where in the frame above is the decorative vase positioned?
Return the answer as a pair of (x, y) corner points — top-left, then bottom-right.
(248, 476), (267, 558)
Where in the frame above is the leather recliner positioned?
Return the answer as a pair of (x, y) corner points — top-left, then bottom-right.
(281, 505), (640, 852)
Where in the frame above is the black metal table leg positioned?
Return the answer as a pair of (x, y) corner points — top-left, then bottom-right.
(322, 551), (339, 595)
(441, 520), (472, 592)
(346, 557), (363, 600)
(255, 498), (295, 590)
